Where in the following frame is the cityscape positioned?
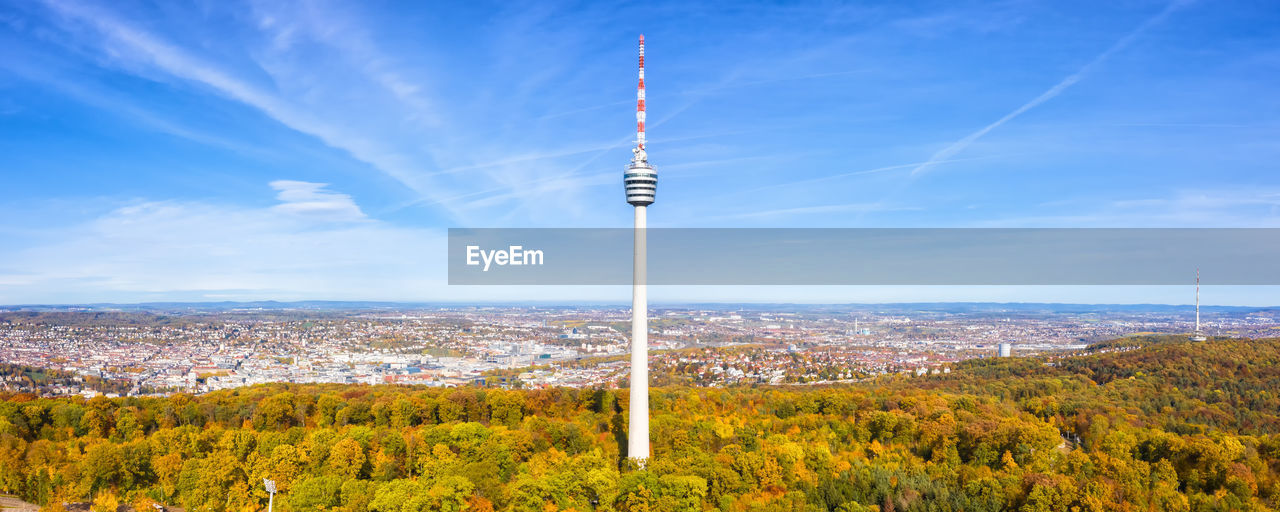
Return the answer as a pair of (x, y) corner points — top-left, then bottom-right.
(4, 303), (1275, 397)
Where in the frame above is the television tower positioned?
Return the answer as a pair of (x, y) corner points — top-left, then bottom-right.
(625, 34), (656, 464)
(1192, 269), (1207, 341)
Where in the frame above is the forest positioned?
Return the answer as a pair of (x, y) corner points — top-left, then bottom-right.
(2, 336), (1280, 512)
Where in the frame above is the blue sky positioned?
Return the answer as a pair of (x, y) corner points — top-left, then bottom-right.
(1, 0), (1278, 304)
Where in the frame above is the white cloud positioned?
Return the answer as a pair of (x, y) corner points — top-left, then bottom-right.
(981, 187), (1280, 227)
(3, 184), (1276, 305)
(269, 180), (366, 222)
(0, 183), (444, 303)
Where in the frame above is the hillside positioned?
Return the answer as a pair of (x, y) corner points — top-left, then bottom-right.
(2, 337), (1279, 511)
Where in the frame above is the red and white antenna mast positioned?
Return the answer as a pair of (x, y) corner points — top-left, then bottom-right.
(624, 33), (656, 206)
(636, 34), (646, 150)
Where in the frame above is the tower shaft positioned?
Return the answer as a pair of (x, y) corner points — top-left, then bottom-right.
(629, 205), (649, 463)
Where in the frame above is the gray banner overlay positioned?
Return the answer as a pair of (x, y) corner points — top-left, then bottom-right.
(448, 228), (1280, 285)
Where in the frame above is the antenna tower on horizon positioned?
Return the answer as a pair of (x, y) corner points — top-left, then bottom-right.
(1192, 269), (1207, 342)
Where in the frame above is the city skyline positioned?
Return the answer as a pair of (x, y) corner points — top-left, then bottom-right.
(2, 0), (1278, 304)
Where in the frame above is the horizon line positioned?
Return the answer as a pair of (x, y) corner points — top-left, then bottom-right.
(0, 299), (1272, 309)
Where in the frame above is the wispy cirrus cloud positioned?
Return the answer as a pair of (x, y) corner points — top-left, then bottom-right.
(28, 0), (679, 224)
(38, 0), (452, 213)
(909, 0), (1195, 177)
(247, 0), (439, 127)
(704, 202), (919, 223)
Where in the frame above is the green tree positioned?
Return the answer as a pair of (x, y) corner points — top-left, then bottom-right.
(329, 438), (366, 480)
(289, 475), (342, 511)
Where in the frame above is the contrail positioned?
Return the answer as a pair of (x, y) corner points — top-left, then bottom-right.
(909, 0), (1193, 177)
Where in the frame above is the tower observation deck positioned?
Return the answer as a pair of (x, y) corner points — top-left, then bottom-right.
(625, 156), (657, 206)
